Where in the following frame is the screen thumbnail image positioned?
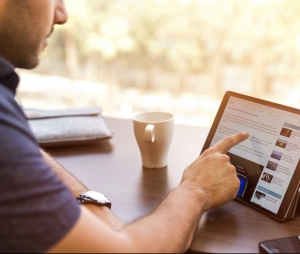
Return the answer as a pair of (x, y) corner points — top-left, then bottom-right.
(280, 127), (292, 138)
(275, 138), (287, 149)
(254, 190), (266, 200)
(261, 172), (273, 183)
(266, 160), (278, 171)
(270, 150), (283, 161)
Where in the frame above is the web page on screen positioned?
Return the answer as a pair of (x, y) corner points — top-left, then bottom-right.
(210, 96), (300, 214)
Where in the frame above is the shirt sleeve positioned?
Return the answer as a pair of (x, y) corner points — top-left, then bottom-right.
(0, 85), (81, 253)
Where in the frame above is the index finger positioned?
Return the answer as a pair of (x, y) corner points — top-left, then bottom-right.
(213, 132), (249, 154)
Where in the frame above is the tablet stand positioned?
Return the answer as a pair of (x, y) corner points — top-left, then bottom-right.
(286, 187), (300, 220)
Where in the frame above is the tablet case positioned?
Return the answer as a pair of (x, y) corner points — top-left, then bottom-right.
(200, 91), (300, 221)
(286, 187), (300, 220)
(24, 107), (113, 147)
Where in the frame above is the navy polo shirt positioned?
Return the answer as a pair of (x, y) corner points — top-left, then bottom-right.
(0, 56), (80, 253)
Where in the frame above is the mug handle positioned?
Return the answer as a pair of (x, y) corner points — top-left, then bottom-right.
(144, 124), (155, 143)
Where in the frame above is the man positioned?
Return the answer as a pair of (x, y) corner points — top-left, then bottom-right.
(0, 0), (249, 252)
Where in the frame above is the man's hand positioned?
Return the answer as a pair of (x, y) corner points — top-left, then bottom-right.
(180, 132), (249, 211)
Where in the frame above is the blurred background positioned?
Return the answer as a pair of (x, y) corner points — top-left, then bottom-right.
(17, 0), (300, 127)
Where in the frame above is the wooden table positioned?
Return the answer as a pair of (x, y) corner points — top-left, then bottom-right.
(47, 117), (300, 253)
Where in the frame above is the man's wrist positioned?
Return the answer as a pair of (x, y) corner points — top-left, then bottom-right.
(175, 184), (210, 213)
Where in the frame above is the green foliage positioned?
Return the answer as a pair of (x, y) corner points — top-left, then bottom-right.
(35, 0), (300, 95)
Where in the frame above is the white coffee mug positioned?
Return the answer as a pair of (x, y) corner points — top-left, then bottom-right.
(133, 112), (174, 168)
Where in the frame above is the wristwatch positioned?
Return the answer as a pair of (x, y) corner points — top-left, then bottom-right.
(76, 191), (111, 209)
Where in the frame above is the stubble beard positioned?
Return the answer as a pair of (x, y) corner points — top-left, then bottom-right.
(0, 36), (41, 69)
(0, 1), (44, 69)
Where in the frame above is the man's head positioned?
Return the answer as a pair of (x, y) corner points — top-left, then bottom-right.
(0, 0), (67, 69)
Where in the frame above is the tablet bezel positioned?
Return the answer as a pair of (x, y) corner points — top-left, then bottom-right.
(200, 91), (300, 221)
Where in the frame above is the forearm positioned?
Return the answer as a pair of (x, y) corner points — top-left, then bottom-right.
(121, 185), (207, 252)
(47, 132), (247, 253)
(40, 149), (125, 230)
(43, 146), (204, 252)
(48, 185), (208, 253)
(40, 149), (88, 197)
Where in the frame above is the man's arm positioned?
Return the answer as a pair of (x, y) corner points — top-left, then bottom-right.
(40, 149), (126, 231)
(47, 132), (249, 253)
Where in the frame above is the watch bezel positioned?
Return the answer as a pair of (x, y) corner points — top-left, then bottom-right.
(76, 191), (111, 209)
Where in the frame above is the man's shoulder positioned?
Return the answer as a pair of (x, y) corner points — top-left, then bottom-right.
(0, 81), (33, 141)
(0, 80), (43, 173)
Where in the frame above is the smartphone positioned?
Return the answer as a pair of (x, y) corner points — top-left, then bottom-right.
(259, 235), (300, 253)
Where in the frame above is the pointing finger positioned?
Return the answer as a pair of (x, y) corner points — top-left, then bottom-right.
(213, 132), (249, 154)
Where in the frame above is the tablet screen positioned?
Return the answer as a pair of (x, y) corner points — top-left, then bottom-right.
(203, 92), (300, 220)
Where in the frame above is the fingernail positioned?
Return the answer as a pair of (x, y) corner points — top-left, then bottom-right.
(242, 131), (249, 137)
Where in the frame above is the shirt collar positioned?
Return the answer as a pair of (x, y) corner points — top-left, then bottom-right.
(0, 56), (20, 95)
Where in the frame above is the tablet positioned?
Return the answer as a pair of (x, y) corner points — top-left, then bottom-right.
(200, 91), (300, 221)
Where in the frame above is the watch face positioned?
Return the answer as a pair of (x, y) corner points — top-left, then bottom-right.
(86, 191), (106, 202)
